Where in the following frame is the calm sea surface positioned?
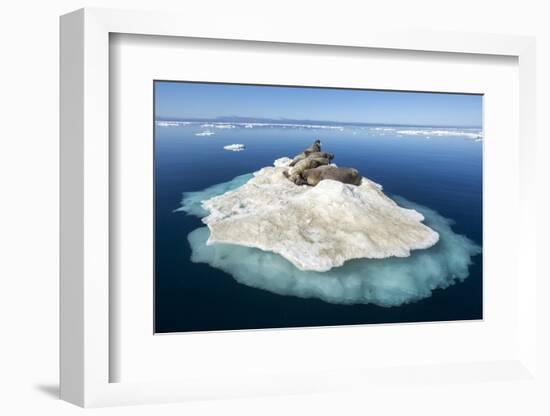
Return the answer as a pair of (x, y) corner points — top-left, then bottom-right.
(154, 123), (483, 333)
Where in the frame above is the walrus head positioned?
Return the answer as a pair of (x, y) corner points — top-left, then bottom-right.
(304, 140), (322, 156)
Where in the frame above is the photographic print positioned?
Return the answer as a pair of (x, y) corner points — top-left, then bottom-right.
(154, 81), (483, 333)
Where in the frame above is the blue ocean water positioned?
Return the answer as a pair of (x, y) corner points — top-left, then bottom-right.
(154, 122), (483, 333)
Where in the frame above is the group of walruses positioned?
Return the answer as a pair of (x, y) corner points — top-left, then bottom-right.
(283, 139), (362, 186)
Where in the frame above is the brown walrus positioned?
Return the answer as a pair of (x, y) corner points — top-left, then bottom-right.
(303, 139), (321, 155)
(302, 165), (362, 186)
(284, 157), (331, 184)
(289, 151), (334, 167)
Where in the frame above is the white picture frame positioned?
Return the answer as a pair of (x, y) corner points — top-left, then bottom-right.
(60, 7), (538, 407)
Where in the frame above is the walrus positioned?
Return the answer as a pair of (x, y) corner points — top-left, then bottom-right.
(283, 157), (331, 185)
(305, 157), (332, 167)
(302, 165), (362, 186)
(289, 151), (334, 167)
(303, 139), (321, 155)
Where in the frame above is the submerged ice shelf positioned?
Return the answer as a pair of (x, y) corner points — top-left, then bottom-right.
(197, 157), (439, 272)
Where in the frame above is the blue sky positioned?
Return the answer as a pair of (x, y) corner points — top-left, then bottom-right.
(155, 81), (482, 127)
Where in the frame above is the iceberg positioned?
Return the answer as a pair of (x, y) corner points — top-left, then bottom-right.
(187, 157), (439, 272)
(179, 173), (481, 306)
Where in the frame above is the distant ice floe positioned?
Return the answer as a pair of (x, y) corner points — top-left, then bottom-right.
(195, 130), (215, 137)
(219, 122), (344, 131)
(395, 129), (483, 140)
(156, 121), (191, 127)
(156, 120), (345, 131)
(201, 123), (237, 129)
(365, 126), (483, 140)
(223, 144), (245, 151)
(286, 124), (344, 131)
(371, 127), (395, 132)
(177, 172), (481, 307)
(155, 119), (482, 141)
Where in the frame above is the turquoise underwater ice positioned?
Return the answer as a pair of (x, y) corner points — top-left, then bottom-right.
(177, 174), (481, 307)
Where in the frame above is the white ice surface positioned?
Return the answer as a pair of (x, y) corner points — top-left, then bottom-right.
(198, 158), (439, 271)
